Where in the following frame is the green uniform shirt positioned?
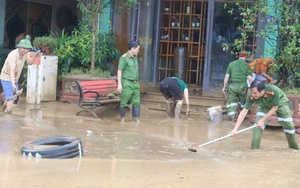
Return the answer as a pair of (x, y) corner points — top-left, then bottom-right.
(225, 59), (252, 83)
(244, 84), (289, 109)
(172, 77), (188, 93)
(118, 51), (139, 80)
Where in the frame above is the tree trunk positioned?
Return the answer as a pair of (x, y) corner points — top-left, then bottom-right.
(90, 16), (97, 74)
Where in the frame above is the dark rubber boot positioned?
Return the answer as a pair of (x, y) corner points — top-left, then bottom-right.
(285, 133), (299, 150)
(120, 107), (126, 121)
(251, 127), (263, 149)
(132, 106), (140, 123)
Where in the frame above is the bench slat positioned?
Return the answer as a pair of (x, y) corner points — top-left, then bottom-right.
(99, 99), (120, 104)
(80, 80), (117, 96)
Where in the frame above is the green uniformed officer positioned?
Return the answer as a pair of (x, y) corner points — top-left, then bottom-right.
(230, 80), (299, 150)
(117, 41), (141, 122)
(222, 51), (253, 121)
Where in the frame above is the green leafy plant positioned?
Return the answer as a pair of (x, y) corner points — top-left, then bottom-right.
(76, 0), (137, 73)
(54, 25), (121, 89)
(226, 0), (300, 87)
(66, 67), (110, 78)
(33, 35), (58, 53)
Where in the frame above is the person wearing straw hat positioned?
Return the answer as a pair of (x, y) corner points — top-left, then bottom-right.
(0, 39), (40, 114)
(230, 80), (299, 150)
(222, 51), (253, 121)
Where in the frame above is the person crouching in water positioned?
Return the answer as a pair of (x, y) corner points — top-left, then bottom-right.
(230, 80), (299, 150)
(160, 77), (190, 119)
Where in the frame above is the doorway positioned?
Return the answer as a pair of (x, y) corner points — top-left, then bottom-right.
(202, 1), (258, 97)
(130, 0), (158, 84)
(158, 0), (208, 86)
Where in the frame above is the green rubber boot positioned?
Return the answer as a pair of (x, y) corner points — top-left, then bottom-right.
(175, 103), (182, 119)
(166, 103), (173, 117)
(251, 127), (263, 150)
(285, 133), (299, 150)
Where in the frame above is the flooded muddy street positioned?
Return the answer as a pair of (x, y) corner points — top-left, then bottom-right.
(1, 99), (300, 187)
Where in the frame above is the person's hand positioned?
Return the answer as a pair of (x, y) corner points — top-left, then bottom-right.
(12, 84), (17, 92)
(257, 119), (265, 127)
(270, 79), (277, 85)
(186, 104), (190, 116)
(222, 86), (226, 94)
(230, 128), (238, 137)
(117, 85), (122, 94)
(36, 51), (42, 57)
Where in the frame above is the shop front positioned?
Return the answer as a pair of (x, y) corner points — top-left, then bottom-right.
(0, 0), (262, 97)
(129, 0), (260, 97)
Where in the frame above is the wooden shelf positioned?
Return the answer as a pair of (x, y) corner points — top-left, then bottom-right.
(158, 0), (208, 85)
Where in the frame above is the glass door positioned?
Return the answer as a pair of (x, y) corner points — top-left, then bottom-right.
(130, 0), (158, 84)
(202, 1), (258, 97)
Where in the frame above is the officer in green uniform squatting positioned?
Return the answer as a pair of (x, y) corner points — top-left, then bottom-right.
(222, 51), (253, 121)
(117, 41), (141, 122)
(159, 77), (189, 119)
(230, 80), (299, 150)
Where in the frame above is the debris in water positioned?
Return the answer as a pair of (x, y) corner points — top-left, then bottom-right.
(188, 147), (197, 152)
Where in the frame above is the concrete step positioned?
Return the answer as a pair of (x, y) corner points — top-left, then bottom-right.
(140, 91), (225, 111)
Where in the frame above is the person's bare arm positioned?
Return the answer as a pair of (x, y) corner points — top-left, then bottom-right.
(257, 106), (278, 127)
(117, 69), (123, 93)
(247, 75), (253, 86)
(183, 88), (189, 115)
(222, 74), (230, 93)
(27, 52), (41, 65)
(261, 71), (276, 84)
(10, 67), (16, 90)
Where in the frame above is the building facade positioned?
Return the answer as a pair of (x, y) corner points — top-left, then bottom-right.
(0, 0), (265, 97)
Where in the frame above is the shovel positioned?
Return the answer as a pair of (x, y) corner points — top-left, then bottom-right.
(29, 64), (43, 120)
(1, 89), (24, 112)
(198, 124), (257, 148)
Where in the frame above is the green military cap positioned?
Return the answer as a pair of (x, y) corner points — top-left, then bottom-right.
(238, 50), (250, 57)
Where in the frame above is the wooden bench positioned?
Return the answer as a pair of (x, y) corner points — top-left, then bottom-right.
(75, 79), (120, 118)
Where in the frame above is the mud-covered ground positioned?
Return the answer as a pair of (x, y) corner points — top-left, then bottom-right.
(1, 97), (300, 188)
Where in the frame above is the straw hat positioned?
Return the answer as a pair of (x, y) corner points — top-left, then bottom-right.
(15, 39), (33, 49)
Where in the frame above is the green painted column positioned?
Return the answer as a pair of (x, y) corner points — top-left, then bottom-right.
(263, 0), (279, 57)
(99, 0), (111, 32)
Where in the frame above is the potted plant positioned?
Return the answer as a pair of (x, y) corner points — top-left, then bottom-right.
(33, 36), (58, 54)
(76, 0), (137, 74)
(54, 27), (121, 103)
(53, 0), (137, 103)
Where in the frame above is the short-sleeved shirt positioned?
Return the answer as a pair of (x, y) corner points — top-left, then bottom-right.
(0, 49), (29, 82)
(172, 77), (188, 93)
(244, 84), (289, 109)
(225, 59), (252, 83)
(249, 58), (273, 74)
(118, 51), (139, 80)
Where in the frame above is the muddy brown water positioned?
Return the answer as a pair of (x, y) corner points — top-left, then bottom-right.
(1, 99), (300, 187)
